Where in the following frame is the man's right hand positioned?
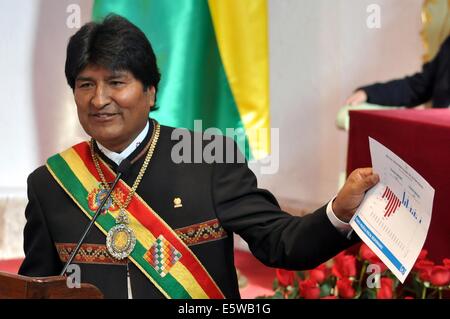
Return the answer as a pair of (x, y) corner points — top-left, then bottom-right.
(332, 168), (379, 223)
(345, 90), (367, 106)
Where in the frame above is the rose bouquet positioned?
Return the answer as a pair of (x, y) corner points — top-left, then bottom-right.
(259, 243), (450, 299)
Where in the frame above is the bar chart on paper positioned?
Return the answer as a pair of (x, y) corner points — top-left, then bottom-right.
(350, 138), (434, 282)
(381, 187), (422, 222)
(381, 186), (400, 218)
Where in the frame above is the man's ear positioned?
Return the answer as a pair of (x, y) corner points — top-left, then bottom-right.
(147, 86), (156, 108)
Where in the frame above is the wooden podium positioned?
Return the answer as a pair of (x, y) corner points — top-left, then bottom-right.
(0, 271), (103, 299)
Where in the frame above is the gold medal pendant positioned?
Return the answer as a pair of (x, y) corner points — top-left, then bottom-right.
(106, 224), (136, 260)
(106, 209), (136, 260)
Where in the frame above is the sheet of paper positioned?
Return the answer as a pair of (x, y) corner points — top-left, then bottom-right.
(349, 137), (434, 283)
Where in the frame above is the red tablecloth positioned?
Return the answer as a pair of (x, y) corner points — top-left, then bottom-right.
(347, 109), (450, 263)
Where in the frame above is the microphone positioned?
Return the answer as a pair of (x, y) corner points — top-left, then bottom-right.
(60, 159), (132, 276)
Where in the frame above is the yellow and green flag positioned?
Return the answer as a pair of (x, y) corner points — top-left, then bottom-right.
(93, 0), (270, 159)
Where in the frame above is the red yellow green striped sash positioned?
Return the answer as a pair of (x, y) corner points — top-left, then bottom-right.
(46, 141), (225, 299)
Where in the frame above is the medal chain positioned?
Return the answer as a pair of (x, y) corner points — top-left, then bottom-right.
(89, 120), (160, 219)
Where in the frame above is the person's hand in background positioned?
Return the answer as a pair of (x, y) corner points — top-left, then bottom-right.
(345, 89), (368, 106)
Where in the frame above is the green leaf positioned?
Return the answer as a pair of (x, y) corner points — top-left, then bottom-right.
(273, 291), (285, 299)
(287, 287), (299, 299)
(319, 283), (332, 298)
(353, 285), (362, 299)
(272, 278), (279, 291)
(410, 276), (423, 298)
(360, 288), (376, 299)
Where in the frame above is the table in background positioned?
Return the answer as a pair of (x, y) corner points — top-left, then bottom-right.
(347, 109), (450, 263)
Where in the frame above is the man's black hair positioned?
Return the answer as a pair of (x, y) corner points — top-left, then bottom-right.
(65, 14), (161, 99)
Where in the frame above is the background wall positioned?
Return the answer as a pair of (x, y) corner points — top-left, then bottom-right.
(0, 0), (424, 257)
(0, 0), (92, 258)
(264, 0), (423, 210)
(0, 0), (92, 194)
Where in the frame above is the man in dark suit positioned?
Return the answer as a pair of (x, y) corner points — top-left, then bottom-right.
(19, 15), (379, 298)
(346, 36), (450, 108)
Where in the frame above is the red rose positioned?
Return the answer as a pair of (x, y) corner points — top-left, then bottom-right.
(276, 269), (296, 287)
(299, 279), (320, 299)
(309, 264), (327, 284)
(337, 277), (355, 299)
(370, 259), (388, 273)
(414, 259), (434, 281)
(360, 243), (377, 261)
(404, 296), (414, 299)
(417, 249), (428, 261)
(429, 265), (450, 286)
(376, 277), (394, 299)
(415, 259), (434, 269)
(332, 252), (356, 278)
(359, 244), (388, 272)
(443, 258), (450, 269)
(419, 269), (432, 282)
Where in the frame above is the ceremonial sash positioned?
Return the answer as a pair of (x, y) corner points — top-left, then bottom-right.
(46, 141), (225, 299)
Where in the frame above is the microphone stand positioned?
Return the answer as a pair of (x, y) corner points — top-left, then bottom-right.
(60, 159), (131, 276)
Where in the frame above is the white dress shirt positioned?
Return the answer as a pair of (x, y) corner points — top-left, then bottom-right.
(326, 198), (353, 237)
(96, 121), (149, 166)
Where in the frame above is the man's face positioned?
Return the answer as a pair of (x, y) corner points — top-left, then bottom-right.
(74, 64), (155, 152)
